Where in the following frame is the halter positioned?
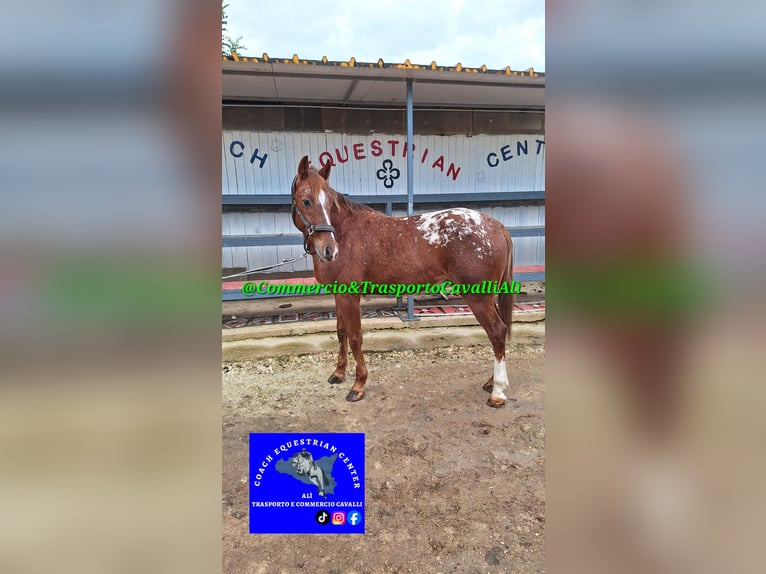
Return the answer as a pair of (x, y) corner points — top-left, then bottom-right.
(291, 175), (337, 255)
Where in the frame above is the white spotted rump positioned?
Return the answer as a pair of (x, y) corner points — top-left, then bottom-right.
(415, 208), (491, 256)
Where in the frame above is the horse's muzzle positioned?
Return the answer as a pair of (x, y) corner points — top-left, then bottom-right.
(314, 238), (339, 263)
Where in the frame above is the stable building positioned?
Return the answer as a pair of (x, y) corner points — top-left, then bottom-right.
(222, 54), (545, 291)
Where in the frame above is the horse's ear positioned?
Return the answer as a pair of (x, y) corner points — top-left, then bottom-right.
(297, 156), (310, 180)
(318, 160), (332, 182)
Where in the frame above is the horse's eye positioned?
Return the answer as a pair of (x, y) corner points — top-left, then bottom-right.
(302, 199), (311, 208)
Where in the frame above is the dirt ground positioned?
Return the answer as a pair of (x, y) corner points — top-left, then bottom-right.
(222, 340), (545, 574)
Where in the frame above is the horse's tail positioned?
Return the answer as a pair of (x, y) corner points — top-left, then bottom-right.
(498, 227), (514, 340)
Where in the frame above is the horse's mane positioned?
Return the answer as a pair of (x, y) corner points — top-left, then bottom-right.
(331, 187), (376, 215)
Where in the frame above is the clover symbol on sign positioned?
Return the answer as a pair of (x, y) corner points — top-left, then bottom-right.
(376, 159), (401, 189)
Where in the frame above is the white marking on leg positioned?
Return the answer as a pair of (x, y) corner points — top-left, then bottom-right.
(492, 356), (509, 400)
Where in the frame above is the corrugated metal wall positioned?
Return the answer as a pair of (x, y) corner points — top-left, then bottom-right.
(222, 131), (544, 273)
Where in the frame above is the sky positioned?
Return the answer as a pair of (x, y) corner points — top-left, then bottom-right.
(225, 0), (544, 72)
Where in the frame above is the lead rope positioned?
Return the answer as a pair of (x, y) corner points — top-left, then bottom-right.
(221, 252), (309, 280)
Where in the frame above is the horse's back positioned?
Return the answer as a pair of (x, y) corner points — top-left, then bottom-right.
(412, 206), (508, 252)
(323, 206), (509, 285)
(410, 207), (505, 244)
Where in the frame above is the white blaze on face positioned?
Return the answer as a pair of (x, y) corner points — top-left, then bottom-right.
(319, 188), (339, 257)
(492, 356), (509, 400)
(318, 189), (332, 227)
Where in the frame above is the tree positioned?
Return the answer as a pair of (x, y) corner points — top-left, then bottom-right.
(222, 2), (246, 56)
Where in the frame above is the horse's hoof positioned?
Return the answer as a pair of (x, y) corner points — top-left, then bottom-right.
(482, 377), (494, 393)
(487, 396), (506, 408)
(346, 389), (365, 402)
(328, 374), (344, 385)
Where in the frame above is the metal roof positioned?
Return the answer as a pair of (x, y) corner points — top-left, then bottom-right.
(222, 54), (544, 110)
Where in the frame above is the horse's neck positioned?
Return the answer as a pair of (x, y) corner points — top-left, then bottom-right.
(330, 204), (355, 236)
(332, 201), (382, 236)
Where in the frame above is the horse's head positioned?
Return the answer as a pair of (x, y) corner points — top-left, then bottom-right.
(291, 156), (339, 263)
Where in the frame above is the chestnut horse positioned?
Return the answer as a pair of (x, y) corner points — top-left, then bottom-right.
(290, 156), (514, 407)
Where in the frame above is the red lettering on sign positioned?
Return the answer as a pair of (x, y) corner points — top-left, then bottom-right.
(319, 151), (335, 167)
(446, 163), (461, 181)
(335, 146), (349, 164)
(311, 141), (460, 181)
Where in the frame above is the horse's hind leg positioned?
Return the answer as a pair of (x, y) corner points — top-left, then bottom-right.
(337, 294), (367, 402)
(328, 298), (347, 385)
(463, 293), (510, 408)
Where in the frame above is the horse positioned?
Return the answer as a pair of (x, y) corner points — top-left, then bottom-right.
(290, 155), (514, 407)
(291, 449), (327, 497)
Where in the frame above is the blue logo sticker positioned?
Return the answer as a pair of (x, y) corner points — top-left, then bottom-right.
(249, 433), (365, 534)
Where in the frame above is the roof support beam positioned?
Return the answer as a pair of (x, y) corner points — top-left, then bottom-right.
(404, 78), (418, 322)
(342, 79), (359, 104)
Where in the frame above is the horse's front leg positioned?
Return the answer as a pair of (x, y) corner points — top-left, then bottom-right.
(328, 296), (347, 385)
(309, 476), (318, 495)
(315, 471), (326, 497)
(310, 475), (325, 497)
(337, 294), (367, 402)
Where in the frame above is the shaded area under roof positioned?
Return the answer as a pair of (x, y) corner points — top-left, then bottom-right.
(223, 55), (544, 110)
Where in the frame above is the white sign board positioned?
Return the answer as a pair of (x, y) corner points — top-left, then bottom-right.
(222, 131), (544, 197)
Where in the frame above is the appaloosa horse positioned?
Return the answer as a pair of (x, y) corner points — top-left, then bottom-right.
(290, 156), (514, 407)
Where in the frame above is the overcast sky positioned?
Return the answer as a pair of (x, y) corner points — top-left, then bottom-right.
(225, 0), (544, 72)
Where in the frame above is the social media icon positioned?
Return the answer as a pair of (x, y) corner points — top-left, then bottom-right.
(348, 511), (362, 526)
(331, 511), (346, 525)
(315, 510), (330, 525)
